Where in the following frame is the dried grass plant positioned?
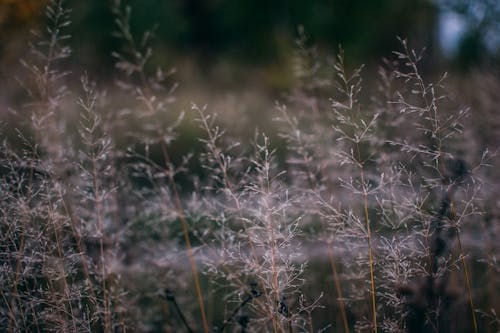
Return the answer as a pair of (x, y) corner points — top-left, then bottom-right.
(1, 1), (498, 333)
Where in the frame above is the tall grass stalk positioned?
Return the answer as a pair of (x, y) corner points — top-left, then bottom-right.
(360, 168), (378, 333)
(278, 29), (352, 332)
(330, 49), (380, 332)
(194, 105), (280, 331)
(161, 141), (210, 333)
(390, 38), (485, 333)
(276, 104), (350, 333)
(111, 1), (209, 331)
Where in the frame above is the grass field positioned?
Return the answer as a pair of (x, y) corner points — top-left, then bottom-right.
(1, 1), (499, 332)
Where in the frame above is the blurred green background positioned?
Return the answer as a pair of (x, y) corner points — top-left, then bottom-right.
(1, 0), (499, 89)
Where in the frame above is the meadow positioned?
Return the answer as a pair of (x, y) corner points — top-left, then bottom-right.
(1, 1), (499, 332)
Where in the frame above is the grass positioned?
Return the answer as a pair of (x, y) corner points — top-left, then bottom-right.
(1, 1), (498, 332)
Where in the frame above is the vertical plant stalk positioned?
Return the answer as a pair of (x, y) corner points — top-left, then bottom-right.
(456, 234), (478, 333)
(268, 211), (280, 333)
(160, 142), (210, 333)
(394, 40), (477, 332)
(57, 188), (98, 314)
(59, 195), (93, 294)
(47, 201), (78, 333)
(261, 164), (279, 331)
(277, 106), (350, 332)
(331, 48), (377, 331)
(258, 138), (283, 333)
(449, 199), (478, 333)
(91, 153), (112, 332)
(101, 150), (126, 333)
(9, 0), (71, 328)
(359, 165), (377, 333)
(8, 0), (72, 330)
(78, 79), (114, 332)
(8, 209), (29, 333)
(432, 83), (477, 333)
(196, 108), (279, 331)
(111, 3), (208, 328)
(327, 244), (350, 333)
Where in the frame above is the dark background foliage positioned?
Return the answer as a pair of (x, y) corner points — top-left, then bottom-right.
(1, 0), (499, 85)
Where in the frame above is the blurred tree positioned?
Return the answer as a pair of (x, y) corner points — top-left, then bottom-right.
(3, 0), (497, 82)
(438, 0), (500, 69)
(63, 0), (440, 69)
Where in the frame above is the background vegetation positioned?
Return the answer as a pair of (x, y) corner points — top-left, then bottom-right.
(0, 0), (499, 332)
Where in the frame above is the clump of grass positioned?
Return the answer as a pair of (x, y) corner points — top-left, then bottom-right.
(1, 1), (498, 333)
